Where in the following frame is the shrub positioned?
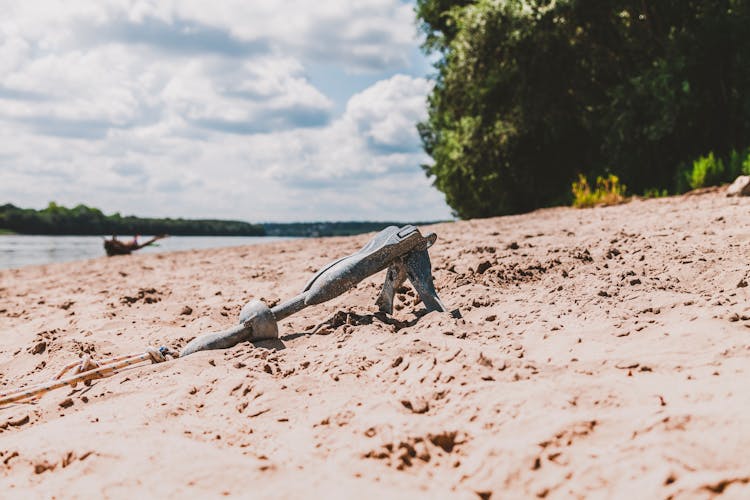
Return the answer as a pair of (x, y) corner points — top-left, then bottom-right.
(688, 152), (725, 189)
(728, 149), (745, 179)
(643, 188), (669, 198)
(572, 174), (627, 208)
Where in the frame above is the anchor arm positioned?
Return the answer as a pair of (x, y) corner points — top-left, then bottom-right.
(403, 248), (447, 313)
(376, 260), (408, 314)
(301, 225), (432, 305)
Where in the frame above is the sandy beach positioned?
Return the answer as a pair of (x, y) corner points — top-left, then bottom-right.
(2, 189), (750, 498)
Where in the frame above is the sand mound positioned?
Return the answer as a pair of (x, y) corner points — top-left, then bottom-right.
(2, 191), (750, 498)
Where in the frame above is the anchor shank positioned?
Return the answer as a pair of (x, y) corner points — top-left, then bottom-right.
(271, 294), (308, 322)
(181, 324), (249, 356)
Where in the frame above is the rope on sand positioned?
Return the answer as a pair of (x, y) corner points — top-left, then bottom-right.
(0, 346), (178, 407)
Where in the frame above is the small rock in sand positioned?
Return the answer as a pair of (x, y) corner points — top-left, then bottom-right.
(30, 341), (46, 355)
(401, 397), (429, 414)
(476, 261), (493, 274)
(4, 414), (30, 428)
(726, 175), (750, 197)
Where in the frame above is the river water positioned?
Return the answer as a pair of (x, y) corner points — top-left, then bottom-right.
(0, 235), (294, 270)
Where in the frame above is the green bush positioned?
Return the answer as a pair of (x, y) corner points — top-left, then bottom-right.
(728, 149), (745, 179)
(741, 149), (750, 175)
(674, 148), (750, 192)
(643, 188), (669, 198)
(572, 174), (627, 208)
(688, 152), (725, 190)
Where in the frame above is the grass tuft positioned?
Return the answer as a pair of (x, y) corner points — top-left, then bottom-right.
(572, 174), (627, 208)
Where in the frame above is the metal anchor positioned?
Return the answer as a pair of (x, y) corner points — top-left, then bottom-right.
(181, 225), (453, 356)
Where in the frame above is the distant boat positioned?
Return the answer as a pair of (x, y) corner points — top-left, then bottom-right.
(103, 234), (167, 256)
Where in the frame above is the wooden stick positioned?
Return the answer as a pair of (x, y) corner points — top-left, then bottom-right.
(0, 352), (154, 406)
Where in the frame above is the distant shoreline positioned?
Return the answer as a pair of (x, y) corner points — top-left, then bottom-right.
(0, 202), (264, 237)
(1, 202), (446, 238)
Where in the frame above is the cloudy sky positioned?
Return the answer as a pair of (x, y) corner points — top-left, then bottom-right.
(0, 0), (453, 222)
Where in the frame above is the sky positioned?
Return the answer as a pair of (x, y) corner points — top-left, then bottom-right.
(0, 0), (453, 222)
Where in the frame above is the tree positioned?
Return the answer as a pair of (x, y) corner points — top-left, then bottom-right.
(0, 203), (265, 236)
(416, 0), (750, 218)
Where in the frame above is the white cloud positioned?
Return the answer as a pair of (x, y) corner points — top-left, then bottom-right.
(346, 74), (433, 153)
(161, 56), (333, 134)
(258, 74), (433, 185)
(146, 0), (417, 71)
(1, 0), (417, 72)
(0, 1), (452, 222)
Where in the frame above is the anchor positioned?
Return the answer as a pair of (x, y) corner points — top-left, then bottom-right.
(0, 225), (454, 406)
(181, 225), (454, 356)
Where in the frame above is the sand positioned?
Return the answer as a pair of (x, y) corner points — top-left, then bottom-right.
(2, 189), (750, 498)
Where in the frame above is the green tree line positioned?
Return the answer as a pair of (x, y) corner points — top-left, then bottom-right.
(0, 202), (265, 236)
(0, 203), (440, 237)
(416, 0), (750, 218)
